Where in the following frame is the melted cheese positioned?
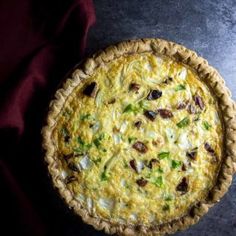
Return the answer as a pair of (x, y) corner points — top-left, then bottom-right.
(53, 53), (223, 226)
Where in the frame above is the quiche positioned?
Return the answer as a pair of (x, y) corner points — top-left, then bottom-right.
(42, 39), (236, 235)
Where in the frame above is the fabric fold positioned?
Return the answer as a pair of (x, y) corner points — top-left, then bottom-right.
(0, 0), (96, 235)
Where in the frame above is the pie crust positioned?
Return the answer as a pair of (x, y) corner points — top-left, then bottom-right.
(42, 38), (236, 235)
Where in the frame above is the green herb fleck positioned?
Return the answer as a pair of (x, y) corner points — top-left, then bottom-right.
(158, 152), (170, 160)
(123, 160), (129, 168)
(175, 84), (186, 91)
(93, 133), (105, 148)
(94, 139), (101, 148)
(123, 104), (140, 114)
(86, 143), (92, 149)
(123, 104), (135, 113)
(176, 117), (190, 128)
(203, 121), (211, 130)
(152, 176), (163, 187)
(164, 195), (173, 201)
(128, 137), (137, 143)
(162, 204), (170, 211)
(122, 179), (130, 189)
(75, 137), (92, 153)
(145, 172), (152, 179)
(93, 157), (101, 164)
(80, 114), (93, 121)
(101, 171), (109, 181)
(171, 160), (182, 169)
(77, 136), (85, 145)
(123, 100), (149, 115)
(157, 167), (164, 173)
(73, 147), (83, 154)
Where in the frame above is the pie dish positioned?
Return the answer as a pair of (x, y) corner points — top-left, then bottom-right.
(42, 38), (236, 235)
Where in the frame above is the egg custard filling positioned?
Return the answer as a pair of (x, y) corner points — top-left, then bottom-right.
(53, 53), (223, 225)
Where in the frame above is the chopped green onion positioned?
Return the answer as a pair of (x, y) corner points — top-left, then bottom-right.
(73, 147), (83, 154)
(176, 117), (190, 128)
(203, 121), (211, 130)
(171, 160), (182, 169)
(123, 102), (145, 114)
(145, 172), (152, 179)
(162, 204), (170, 211)
(128, 137), (137, 143)
(158, 152), (170, 160)
(164, 195), (173, 201)
(123, 160), (129, 168)
(175, 84), (186, 91)
(75, 137), (92, 152)
(123, 104), (135, 113)
(77, 136), (85, 145)
(93, 157), (101, 164)
(74, 144), (92, 153)
(86, 143), (92, 149)
(157, 167), (164, 173)
(80, 114), (93, 121)
(123, 100), (150, 115)
(101, 171), (109, 181)
(94, 139), (101, 148)
(99, 133), (105, 139)
(152, 176), (163, 187)
(93, 133), (105, 148)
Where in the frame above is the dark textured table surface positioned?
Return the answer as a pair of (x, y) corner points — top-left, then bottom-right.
(85, 0), (236, 235)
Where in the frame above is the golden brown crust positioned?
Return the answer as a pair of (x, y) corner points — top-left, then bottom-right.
(42, 38), (236, 235)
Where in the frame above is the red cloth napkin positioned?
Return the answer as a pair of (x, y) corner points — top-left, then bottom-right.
(0, 0), (95, 235)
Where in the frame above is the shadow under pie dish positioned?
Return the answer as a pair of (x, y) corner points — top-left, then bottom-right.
(42, 38), (236, 235)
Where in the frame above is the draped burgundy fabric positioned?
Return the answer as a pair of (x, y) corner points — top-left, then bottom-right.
(0, 0), (96, 235)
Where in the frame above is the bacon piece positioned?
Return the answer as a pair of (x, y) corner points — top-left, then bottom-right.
(186, 149), (198, 160)
(176, 177), (188, 194)
(204, 142), (218, 162)
(136, 177), (148, 187)
(182, 163), (187, 171)
(163, 77), (173, 84)
(129, 83), (140, 92)
(134, 120), (142, 128)
(187, 104), (196, 114)
(147, 90), (162, 100)
(129, 159), (138, 172)
(144, 110), (157, 121)
(68, 162), (79, 172)
(177, 100), (188, 110)
(157, 109), (173, 119)
(194, 95), (204, 110)
(83, 82), (98, 97)
(63, 153), (73, 161)
(65, 176), (76, 184)
(148, 158), (159, 169)
(132, 141), (148, 153)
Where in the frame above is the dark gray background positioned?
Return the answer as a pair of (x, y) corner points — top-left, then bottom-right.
(85, 0), (236, 235)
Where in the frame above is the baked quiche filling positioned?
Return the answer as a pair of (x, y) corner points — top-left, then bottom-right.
(53, 53), (223, 225)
